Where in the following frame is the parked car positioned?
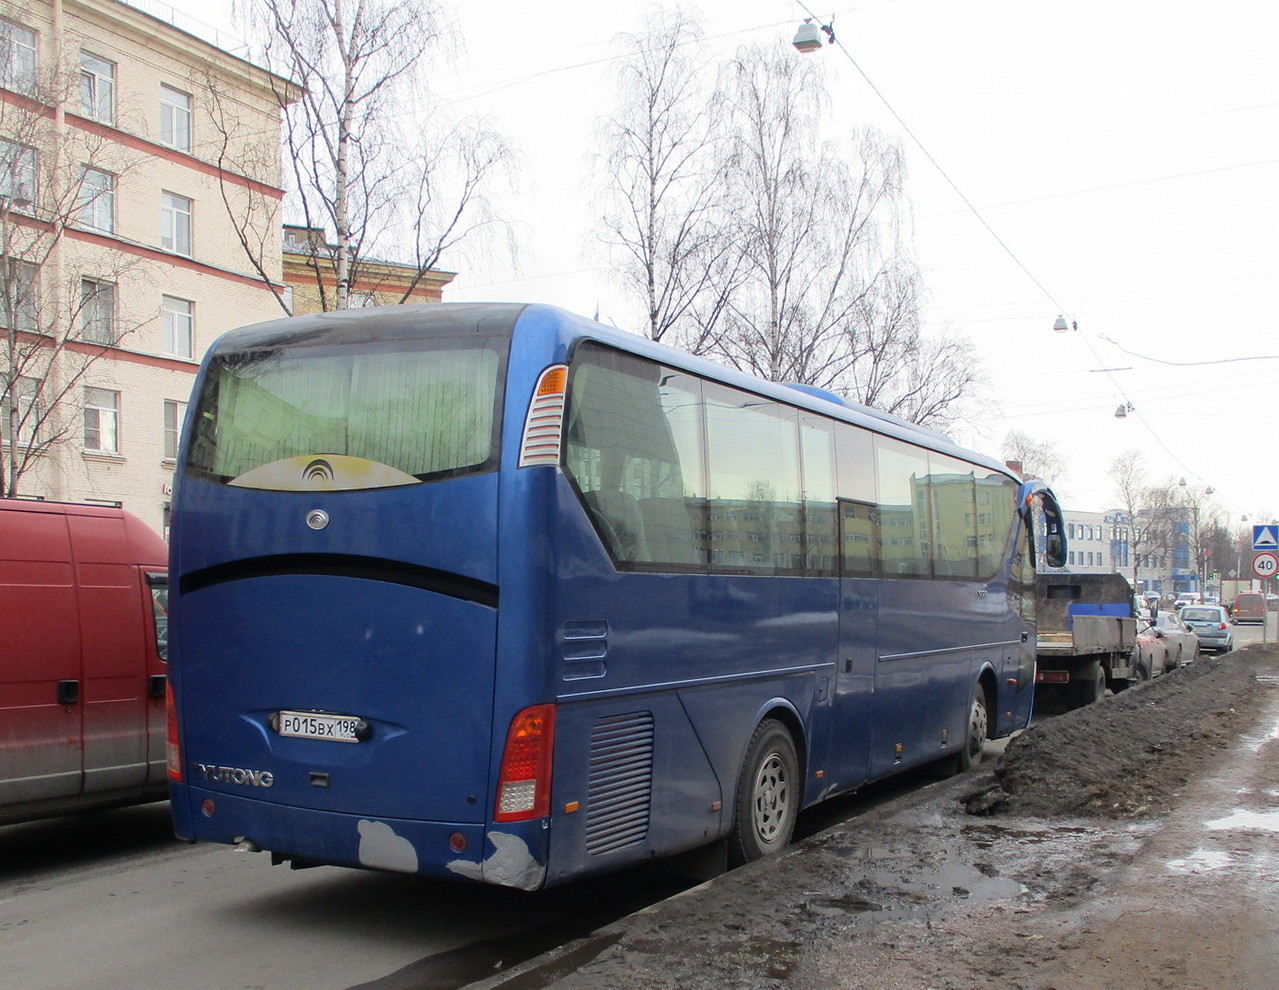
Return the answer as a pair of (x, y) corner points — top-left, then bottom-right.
(1173, 592), (1201, 611)
(1232, 592), (1267, 625)
(1152, 610), (1200, 670)
(1178, 605), (1234, 654)
(1133, 619), (1172, 680)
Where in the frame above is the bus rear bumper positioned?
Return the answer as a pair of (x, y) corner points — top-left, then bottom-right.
(169, 784), (547, 888)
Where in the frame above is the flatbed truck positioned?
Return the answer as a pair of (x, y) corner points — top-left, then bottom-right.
(1035, 573), (1138, 708)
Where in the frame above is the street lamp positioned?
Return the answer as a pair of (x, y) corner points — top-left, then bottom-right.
(792, 16), (835, 53)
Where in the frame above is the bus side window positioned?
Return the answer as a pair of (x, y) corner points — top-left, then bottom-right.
(835, 426), (879, 576)
(875, 437), (932, 578)
(928, 454), (977, 579)
(704, 382), (801, 575)
(566, 347), (705, 568)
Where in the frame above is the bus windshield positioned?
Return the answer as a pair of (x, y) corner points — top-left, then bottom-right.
(187, 336), (504, 489)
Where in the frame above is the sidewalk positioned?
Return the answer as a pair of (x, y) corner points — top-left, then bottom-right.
(471, 645), (1279, 990)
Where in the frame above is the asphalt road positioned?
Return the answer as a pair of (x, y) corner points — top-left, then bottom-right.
(0, 802), (693, 990)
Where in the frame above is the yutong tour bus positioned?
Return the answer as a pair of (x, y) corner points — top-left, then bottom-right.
(166, 303), (1064, 889)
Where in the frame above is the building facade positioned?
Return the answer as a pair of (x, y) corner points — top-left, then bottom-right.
(0, 0), (298, 537)
(282, 225), (456, 315)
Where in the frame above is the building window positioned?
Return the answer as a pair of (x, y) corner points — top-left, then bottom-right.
(161, 191), (191, 255)
(78, 168), (114, 232)
(0, 138), (35, 203)
(160, 85), (191, 150)
(162, 295), (193, 357)
(163, 399), (185, 459)
(79, 52), (114, 124)
(80, 278), (115, 343)
(0, 20), (36, 94)
(12, 375), (41, 446)
(84, 387), (119, 452)
(1, 256), (38, 330)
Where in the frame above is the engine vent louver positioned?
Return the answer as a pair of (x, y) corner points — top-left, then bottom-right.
(585, 712), (654, 856)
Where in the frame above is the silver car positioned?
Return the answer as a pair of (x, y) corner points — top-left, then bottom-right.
(1178, 605), (1234, 654)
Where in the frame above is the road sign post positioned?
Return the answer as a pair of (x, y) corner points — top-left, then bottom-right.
(1254, 552), (1278, 647)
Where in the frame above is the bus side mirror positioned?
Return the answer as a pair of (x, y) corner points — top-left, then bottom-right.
(1045, 532), (1065, 568)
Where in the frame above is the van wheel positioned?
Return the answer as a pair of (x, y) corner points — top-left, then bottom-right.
(728, 720), (799, 867)
(959, 684), (989, 771)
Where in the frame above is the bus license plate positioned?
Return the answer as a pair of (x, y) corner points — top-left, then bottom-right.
(276, 710), (361, 743)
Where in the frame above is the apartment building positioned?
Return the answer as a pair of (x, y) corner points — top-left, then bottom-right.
(0, 0), (298, 537)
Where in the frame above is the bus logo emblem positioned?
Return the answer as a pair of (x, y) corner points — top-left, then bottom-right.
(306, 509), (330, 531)
(304, 458), (335, 485)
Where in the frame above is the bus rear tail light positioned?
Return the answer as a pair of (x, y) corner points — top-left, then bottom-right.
(166, 681), (183, 782)
(494, 704), (556, 821)
(518, 365), (568, 467)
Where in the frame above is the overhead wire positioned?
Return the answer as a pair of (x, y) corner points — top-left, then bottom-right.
(796, 0), (1261, 515)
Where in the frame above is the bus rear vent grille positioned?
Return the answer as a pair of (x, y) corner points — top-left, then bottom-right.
(585, 712), (654, 856)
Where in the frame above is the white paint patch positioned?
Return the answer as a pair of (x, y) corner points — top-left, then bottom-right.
(1165, 848), (1234, 873)
(447, 831), (545, 890)
(357, 819), (419, 873)
(1205, 809), (1279, 833)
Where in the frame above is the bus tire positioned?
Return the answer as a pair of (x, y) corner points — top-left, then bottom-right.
(959, 683), (989, 771)
(728, 719), (799, 867)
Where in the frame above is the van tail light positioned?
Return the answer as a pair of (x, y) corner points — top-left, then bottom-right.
(166, 681), (183, 782)
(494, 704), (556, 821)
(518, 365), (568, 467)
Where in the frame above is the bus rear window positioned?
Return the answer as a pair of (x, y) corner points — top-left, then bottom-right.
(187, 338), (502, 489)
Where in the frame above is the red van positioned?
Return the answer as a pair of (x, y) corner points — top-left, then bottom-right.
(0, 500), (169, 826)
(1232, 591), (1267, 625)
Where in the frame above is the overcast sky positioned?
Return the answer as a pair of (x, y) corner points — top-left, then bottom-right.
(166, 0), (1278, 527)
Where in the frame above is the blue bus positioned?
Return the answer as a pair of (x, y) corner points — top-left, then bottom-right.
(166, 303), (1064, 889)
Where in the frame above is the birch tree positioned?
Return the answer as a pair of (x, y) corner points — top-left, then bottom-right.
(596, 8), (738, 347)
(237, 0), (511, 310)
(703, 43), (982, 427)
(1110, 452), (1179, 590)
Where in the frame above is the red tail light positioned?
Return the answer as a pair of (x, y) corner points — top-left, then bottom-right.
(494, 704), (556, 822)
(166, 681), (183, 782)
(1219, 623), (1229, 630)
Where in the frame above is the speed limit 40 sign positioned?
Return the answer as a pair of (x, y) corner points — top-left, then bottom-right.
(1255, 552), (1279, 579)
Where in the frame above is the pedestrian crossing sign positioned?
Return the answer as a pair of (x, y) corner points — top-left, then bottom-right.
(1255, 525), (1279, 551)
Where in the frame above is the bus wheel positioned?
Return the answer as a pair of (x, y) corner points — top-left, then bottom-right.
(728, 720), (799, 867)
(959, 684), (989, 771)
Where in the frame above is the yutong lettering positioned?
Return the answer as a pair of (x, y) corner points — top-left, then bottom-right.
(195, 763), (274, 787)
